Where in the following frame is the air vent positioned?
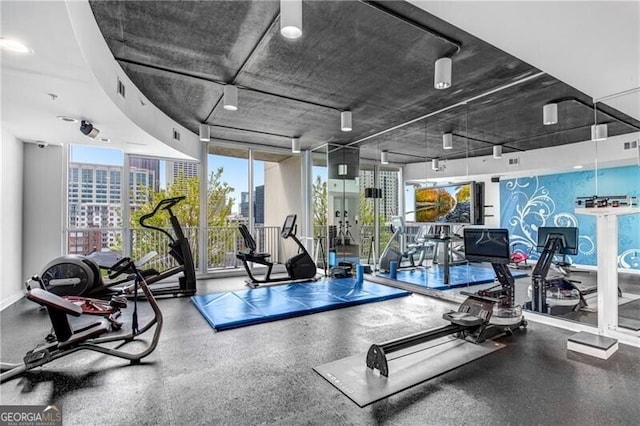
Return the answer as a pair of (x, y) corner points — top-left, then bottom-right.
(508, 157), (520, 166)
(172, 129), (181, 141)
(623, 141), (638, 150)
(117, 77), (126, 98)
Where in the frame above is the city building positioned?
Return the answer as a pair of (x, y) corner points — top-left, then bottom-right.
(255, 185), (265, 225)
(359, 169), (399, 219)
(166, 160), (199, 188)
(67, 162), (156, 254)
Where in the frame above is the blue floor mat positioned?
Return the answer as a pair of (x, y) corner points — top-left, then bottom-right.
(192, 278), (410, 331)
(378, 264), (528, 290)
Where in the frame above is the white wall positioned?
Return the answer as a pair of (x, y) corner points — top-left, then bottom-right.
(404, 132), (640, 229)
(22, 143), (64, 289)
(264, 156), (303, 259)
(405, 132), (640, 184)
(0, 130), (24, 308)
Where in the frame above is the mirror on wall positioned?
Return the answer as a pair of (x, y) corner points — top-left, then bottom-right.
(327, 145), (360, 272)
(311, 144), (329, 274)
(507, 90), (640, 335)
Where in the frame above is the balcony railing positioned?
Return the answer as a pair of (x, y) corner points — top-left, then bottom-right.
(66, 223), (409, 273)
(65, 225), (282, 272)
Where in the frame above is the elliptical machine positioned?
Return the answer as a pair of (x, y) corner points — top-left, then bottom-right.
(236, 214), (317, 288)
(37, 196), (196, 298)
(378, 217), (431, 272)
(1, 256), (163, 384)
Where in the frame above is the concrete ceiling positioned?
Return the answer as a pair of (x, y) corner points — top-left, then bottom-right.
(88, 0), (640, 165)
(1, 1), (638, 167)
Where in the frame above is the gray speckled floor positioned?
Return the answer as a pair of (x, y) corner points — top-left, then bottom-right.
(2, 273), (640, 425)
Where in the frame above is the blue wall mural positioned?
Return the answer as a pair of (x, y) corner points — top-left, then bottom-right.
(500, 165), (640, 269)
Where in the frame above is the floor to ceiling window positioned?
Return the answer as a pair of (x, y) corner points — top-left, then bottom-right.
(206, 153), (248, 269)
(128, 155), (200, 272)
(67, 145), (124, 257)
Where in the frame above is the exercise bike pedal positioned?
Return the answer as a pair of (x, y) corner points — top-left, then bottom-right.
(109, 295), (128, 309)
(24, 348), (51, 368)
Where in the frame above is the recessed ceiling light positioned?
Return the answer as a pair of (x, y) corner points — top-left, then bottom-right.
(56, 115), (78, 123)
(0, 37), (32, 54)
(573, 165), (583, 169)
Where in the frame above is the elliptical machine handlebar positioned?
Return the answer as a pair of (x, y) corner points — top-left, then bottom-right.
(139, 196), (186, 243)
(108, 257), (137, 280)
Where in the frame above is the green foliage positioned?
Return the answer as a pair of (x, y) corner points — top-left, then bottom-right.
(359, 192), (374, 226)
(129, 168), (234, 229)
(313, 175), (327, 229)
(128, 168), (236, 269)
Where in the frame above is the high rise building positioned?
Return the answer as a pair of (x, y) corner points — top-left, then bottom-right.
(240, 191), (250, 218)
(130, 157), (160, 191)
(359, 169), (398, 219)
(68, 162), (156, 254)
(166, 160), (199, 187)
(254, 185), (264, 225)
(239, 187), (264, 225)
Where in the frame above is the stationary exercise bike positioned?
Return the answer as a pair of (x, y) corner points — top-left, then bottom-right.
(37, 196), (196, 298)
(236, 214), (317, 288)
(0, 257), (163, 383)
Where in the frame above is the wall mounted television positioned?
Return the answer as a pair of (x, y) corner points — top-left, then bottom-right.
(414, 181), (484, 225)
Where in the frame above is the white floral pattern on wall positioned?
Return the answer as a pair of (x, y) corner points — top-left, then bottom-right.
(500, 166), (640, 269)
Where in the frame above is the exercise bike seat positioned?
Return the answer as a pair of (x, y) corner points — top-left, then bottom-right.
(236, 250), (271, 261)
(27, 288), (82, 316)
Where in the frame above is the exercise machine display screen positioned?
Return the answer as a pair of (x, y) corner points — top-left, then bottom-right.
(463, 228), (511, 264)
(536, 227), (578, 255)
(281, 214), (297, 238)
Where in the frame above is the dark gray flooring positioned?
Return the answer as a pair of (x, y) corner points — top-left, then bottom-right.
(2, 274), (640, 425)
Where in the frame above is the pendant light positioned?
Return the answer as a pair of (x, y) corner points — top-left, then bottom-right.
(543, 103), (558, 125)
(493, 145), (503, 159)
(280, 0), (302, 39)
(381, 150), (389, 165)
(591, 123), (608, 141)
(434, 57), (452, 89)
(199, 124), (210, 142)
(443, 132), (453, 149)
(341, 111), (352, 132)
(223, 85), (238, 111)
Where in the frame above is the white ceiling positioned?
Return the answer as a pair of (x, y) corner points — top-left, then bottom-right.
(409, 0), (640, 120)
(0, 0), (193, 159)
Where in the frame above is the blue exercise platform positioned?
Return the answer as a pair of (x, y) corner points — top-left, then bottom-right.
(378, 264), (528, 290)
(191, 278), (410, 331)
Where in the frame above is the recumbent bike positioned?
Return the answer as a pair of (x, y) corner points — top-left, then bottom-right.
(236, 214), (317, 288)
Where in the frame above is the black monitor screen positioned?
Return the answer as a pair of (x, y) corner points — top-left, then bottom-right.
(536, 227), (578, 255)
(463, 228), (511, 264)
(281, 214), (297, 238)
